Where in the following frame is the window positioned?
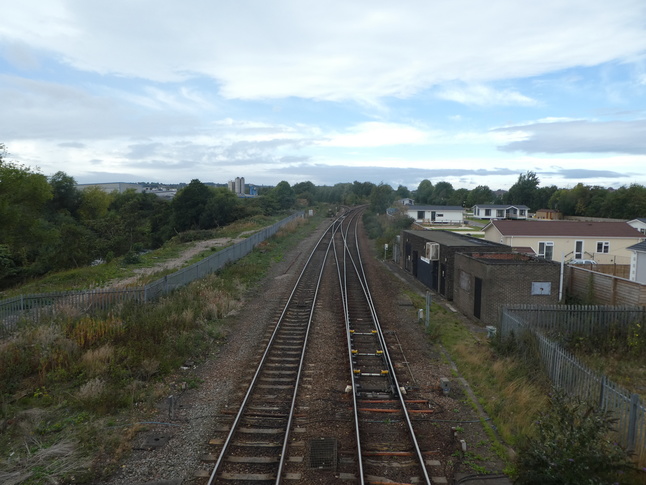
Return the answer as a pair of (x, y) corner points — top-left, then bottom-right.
(519, 209), (526, 216)
(640, 228), (646, 235)
(417, 211), (424, 219)
(484, 209), (491, 216)
(538, 241), (554, 260)
(596, 241), (609, 253)
(496, 209), (504, 217)
(575, 240), (584, 259)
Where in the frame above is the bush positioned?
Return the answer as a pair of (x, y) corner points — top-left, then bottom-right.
(514, 390), (637, 484)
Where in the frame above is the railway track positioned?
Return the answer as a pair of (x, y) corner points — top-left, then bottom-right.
(203, 208), (442, 484)
(205, 216), (338, 484)
(335, 210), (433, 485)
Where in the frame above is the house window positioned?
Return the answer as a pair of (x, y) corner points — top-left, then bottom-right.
(640, 228), (646, 235)
(496, 210), (504, 217)
(436, 213), (444, 217)
(596, 241), (609, 253)
(484, 209), (491, 216)
(519, 209), (526, 216)
(417, 211), (424, 220)
(575, 240), (584, 259)
(538, 241), (554, 260)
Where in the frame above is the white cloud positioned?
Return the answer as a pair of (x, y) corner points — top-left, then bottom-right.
(436, 84), (538, 107)
(3, 0), (646, 101)
(320, 122), (434, 147)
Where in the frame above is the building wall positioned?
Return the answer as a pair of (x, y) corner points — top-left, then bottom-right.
(482, 231), (640, 265)
(400, 231), (511, 300)
(453, 253), (561, 325)
(406, 209), (464, 224)
(632, 251), (646, 284)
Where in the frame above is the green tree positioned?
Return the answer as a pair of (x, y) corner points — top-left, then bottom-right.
(0, 154), (52, 273)
(292, 181), (316, 205)
(200, 187), (240, 228)
(268, 181), (296, 211)
(171, 179), (213, 231)
(466, 185), (494, 207)
(415, 179), (434, 204)
(395, 185), (411, 199)
(448, 187), (469, 206)
(369, 183), (395, 214)
(430, 181), (454, 205)
(48, 171), (82, 217)
(78, 186), (112, 223)
(507, 171), (540, 210)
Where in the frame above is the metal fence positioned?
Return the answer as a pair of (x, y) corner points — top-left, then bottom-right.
(500, 306), (646, 465)
(0, 212), (304, 337)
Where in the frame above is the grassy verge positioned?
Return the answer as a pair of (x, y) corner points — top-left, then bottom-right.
(0, 209), (326, 484)
(404, 290), (550, 473)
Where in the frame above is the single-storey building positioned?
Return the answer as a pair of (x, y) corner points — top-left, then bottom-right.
(405, 205), (464, 225)
(399, 230), (511, 300)
(627, 218), (646, 236)
(482, 220), (645, 265)
(453, 252), (561, 325)
(472, 204), (530, 220)
(628, 241), (646, 284)
(535, 209), (563, 220)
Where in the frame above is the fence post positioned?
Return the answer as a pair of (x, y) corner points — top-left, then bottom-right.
(628, 393), (639, 452)
(599, 375), (607, 410)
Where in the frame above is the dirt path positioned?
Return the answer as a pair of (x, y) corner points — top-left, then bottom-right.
(107, 231), (256, 288)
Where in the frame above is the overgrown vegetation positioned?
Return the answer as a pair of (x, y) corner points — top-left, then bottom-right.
(515, 391), (638, 484)
(402, 289), (643, 483)
(0, 211), (324, 483)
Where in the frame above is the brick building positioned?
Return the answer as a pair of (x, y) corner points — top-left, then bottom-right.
(399, 230), (511, 300)
(453, 252), (561, 325)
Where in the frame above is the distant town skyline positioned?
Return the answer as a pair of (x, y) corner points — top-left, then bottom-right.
(2, 1), (646, 191)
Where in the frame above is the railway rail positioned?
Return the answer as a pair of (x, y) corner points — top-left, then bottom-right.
(203, 207), (441, 484)
(335, 210), (433, 485)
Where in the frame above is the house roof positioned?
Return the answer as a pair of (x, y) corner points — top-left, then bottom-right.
(407, 205), (464, 211)
(628, 218), (646, 224)
(485, 220), (645, 238)
(405, 230), (502, 247)
(627, 241), (646, 252)
(473, 204), (530, 210)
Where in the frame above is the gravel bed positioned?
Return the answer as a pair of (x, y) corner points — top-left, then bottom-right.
(98, 218), (510, 484)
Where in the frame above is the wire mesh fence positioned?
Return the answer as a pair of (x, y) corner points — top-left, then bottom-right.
(1, 212), (304, 337)
(500, 306), (646, 466)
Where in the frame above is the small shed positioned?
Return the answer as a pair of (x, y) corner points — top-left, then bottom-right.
(453, 252), (561, 325)
(535, 209), (562, 220)
(400, 230), (511, 300)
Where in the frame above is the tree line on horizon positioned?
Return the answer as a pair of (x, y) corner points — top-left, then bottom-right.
(2, 143), (646, 288)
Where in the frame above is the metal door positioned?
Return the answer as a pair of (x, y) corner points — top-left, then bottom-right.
(474, 277), (482, 319)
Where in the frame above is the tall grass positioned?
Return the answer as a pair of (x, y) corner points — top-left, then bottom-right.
(0, 209), (324, 483)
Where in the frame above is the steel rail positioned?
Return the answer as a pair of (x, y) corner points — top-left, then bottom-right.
(332, 210), (366, 485)
(341, 211), (432, 485)
(207, 218), (338, 485)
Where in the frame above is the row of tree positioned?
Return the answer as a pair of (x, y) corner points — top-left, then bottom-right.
(0, 144), (312, 288)
(2, 142), (646, 288)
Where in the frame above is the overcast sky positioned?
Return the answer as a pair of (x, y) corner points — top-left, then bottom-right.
(2, 1), (646, 191)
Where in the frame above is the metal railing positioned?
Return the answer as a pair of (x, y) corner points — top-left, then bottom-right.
(500, 305), (646, 465)
(0, 212), (304, 337)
